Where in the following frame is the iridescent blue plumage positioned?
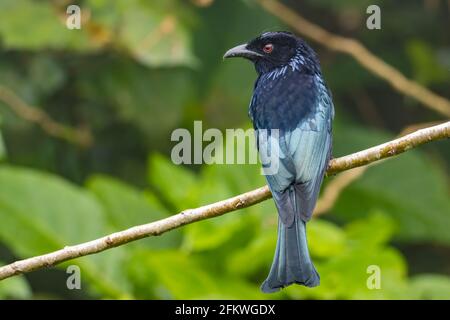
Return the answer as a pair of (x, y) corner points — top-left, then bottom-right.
(224, 32), (334, 293)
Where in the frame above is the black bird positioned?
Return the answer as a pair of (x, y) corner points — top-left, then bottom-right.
(224, 32), (334, 293)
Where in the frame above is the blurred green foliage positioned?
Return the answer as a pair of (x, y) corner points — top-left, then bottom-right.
(0, 0), (449, 299)
(1, 156), (450, 299)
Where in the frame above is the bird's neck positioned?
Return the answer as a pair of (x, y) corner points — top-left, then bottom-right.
(256, 50), (320, 81)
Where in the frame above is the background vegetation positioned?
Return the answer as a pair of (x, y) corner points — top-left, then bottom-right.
(0, 0), (449, 299)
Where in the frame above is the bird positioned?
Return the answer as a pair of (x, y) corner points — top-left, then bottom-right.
(224, 31), (334, 293)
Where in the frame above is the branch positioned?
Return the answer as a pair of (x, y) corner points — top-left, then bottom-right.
(313, 121), (442, 215)
(0, 121), (448, 281)
(257, 0), (450, 118)
(0, 85), (93, 147)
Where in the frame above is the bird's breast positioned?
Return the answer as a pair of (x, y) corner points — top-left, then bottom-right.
(249, 71), (323, 131)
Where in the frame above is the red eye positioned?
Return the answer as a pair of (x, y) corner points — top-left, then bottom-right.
(263, 43), (273, 53)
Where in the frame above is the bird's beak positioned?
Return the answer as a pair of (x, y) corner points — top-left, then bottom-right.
(223, 43), (263, 60)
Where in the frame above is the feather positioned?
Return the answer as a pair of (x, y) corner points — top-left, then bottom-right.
(250, 61), (333, 292)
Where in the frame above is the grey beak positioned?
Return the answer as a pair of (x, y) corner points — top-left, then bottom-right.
(223, 43), (263, 59)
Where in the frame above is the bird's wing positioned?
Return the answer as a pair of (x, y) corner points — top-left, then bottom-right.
(252, 73), (333, 225)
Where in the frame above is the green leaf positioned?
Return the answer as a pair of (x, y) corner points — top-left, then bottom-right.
(406, 40), (450, 85)
(128, 250), (267, 299)
(333, 124), (450, 244)
(85, 0), (197, 67)
(345, 211), (396, 248)
(0, 0), (197, 67)
(182, 163), (264, 252)
(88, 174), (168, 227)
(183, 215), (247, 252)
(87, 174), (181, 249)
(0, 165), (132, 298)
(309, 219), (346, 258)
(226, 228), (276, 278)
(288, 213), (412, 299)
(77, 59), (193, 142)
(410, 274), (450, 299)
(0, 264), (31, 299)
(147, 153), (198, 210)
(200, 157), (265, 197)
(147, 155), (267, 252)
(118, 7), (197, 67)
(307, 247), (411, 299)
(0, 0), (94, 51)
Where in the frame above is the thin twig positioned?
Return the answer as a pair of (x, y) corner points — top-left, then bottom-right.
(0, 121), (448, 281)
(257, 0), (450, 118)
(314, 166), (366, 216)
(0, 85), (93, 147)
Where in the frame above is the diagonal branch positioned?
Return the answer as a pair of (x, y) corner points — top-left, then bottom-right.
(257, 0), (450, 118)
(0, 85), (93, 147)
(313, 121), (443, 215)
(0, 121), (448, 281)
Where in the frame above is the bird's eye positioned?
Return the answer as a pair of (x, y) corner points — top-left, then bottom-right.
(263, 43), (273, 54)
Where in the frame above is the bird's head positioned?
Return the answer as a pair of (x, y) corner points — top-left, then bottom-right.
(224, 31), (319, 75)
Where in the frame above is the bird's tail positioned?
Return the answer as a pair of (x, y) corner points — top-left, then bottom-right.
(261, 215), (320, 293)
